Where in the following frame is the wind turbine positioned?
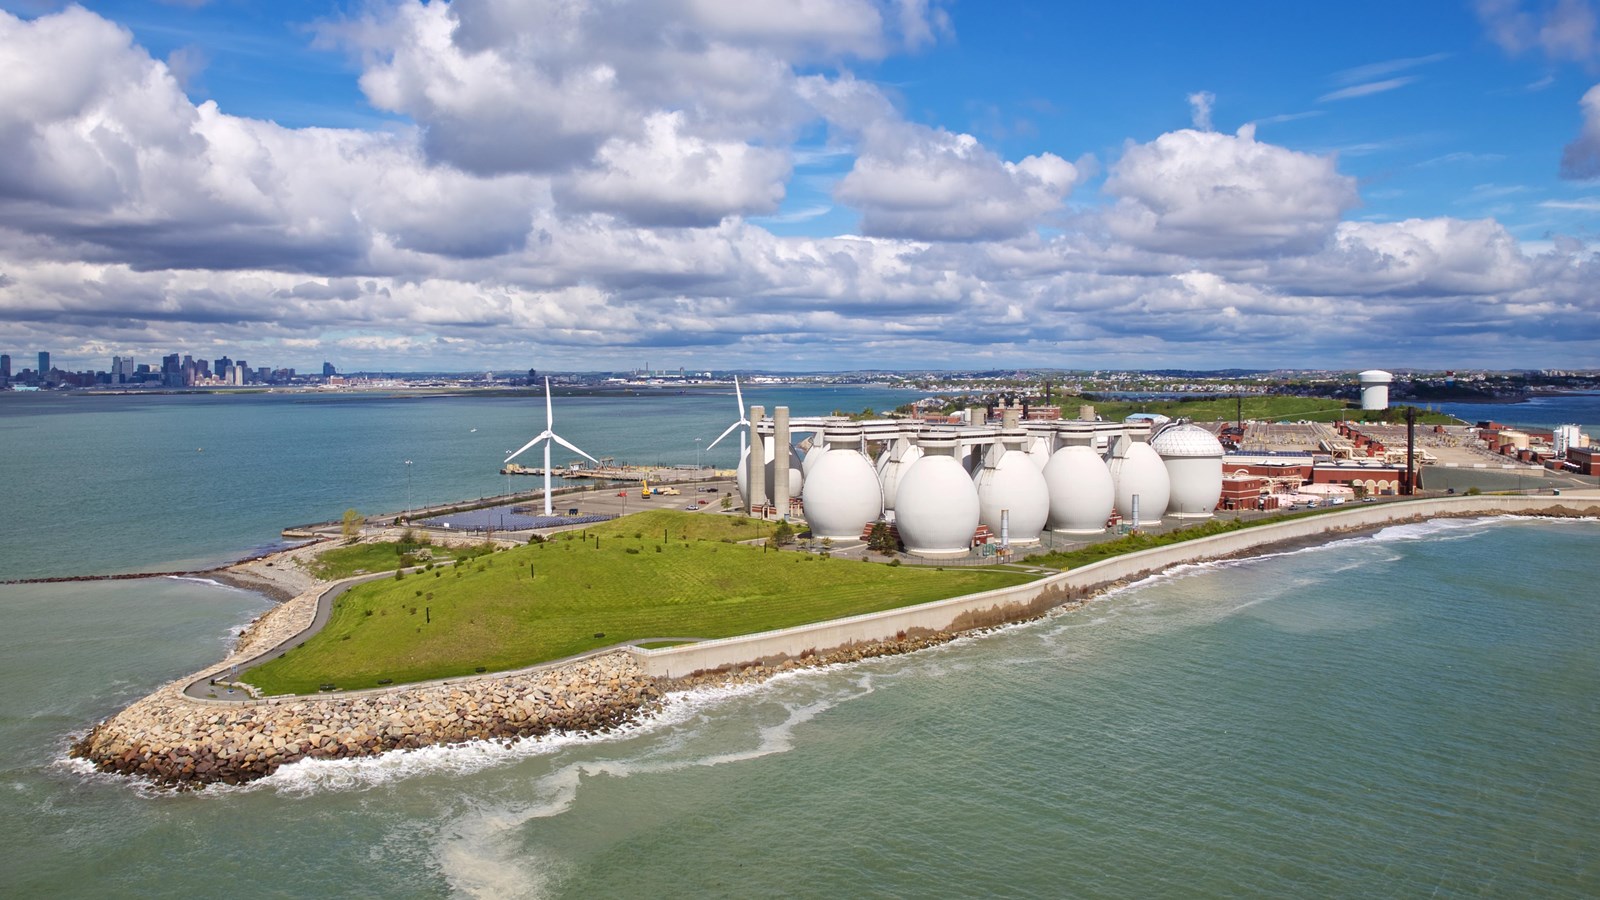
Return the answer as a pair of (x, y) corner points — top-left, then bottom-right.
(505, 377), (598, 516)
(706, 374), (749, 468)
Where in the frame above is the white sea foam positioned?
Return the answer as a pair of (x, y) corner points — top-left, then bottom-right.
(431, 673), (879, 898)
(165, 574), (249, 593)
(235, 670), (865, 798)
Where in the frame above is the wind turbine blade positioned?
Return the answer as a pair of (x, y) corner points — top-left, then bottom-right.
(706, 419), (742, 451)
(733, 374), (744, 413)
(550, 433), (598, 464)
(544, 376), (554, 429)
(505, 431), (553, 462)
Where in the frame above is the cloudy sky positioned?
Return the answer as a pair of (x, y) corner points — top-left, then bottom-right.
(1, 0), (1598, 373)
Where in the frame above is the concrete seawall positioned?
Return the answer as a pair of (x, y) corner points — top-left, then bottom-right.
(628, 495), (1600, 678)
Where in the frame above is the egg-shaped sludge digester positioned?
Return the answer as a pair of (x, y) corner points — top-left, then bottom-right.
(801, 425), (882, 540)
(876, 432), (924, 512)
(894, 432), (981, 557)
(1107, 439), (1170, 526)
(973, 432), (1049, 545)
(1043, 444), (1116, 534)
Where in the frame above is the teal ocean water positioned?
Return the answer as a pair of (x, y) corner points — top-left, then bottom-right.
(1, 391), (1597, 898)
(0, 385), (913, 580)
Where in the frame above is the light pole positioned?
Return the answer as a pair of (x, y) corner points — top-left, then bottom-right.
(505, 450), (513, 500)
(404, 459), (413, 522)
(695, 437), (703, 475)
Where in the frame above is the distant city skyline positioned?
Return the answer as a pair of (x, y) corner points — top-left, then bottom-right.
(1, 1), (1598, 371)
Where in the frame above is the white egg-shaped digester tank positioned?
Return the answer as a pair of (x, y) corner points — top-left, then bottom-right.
(1107, 438), (1170, 526)
(894, 432), (980, 557)
(876, 432), (924, 512)
(1151, 423), (1224, 519)
(801, 425), (882, 540)
(801, 431), (829, 476)
(973, 432), (1049, 544)
(736, 439), (804, 504)
(1025, 432), (1052, 471)
(1043, 444), (1116, 534)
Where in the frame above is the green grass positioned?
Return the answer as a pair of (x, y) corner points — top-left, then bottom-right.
(243, 511), (1033, 695)
(1062, 394), (1459, 425)
(310, 539), (491, 580)
(1028, 503), (1366, 571)
(583, 508), (779, 543)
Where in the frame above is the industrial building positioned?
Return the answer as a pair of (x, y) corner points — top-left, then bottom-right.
(732, 406), (1227, 558)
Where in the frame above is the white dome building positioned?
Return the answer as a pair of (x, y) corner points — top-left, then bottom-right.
(801, 425), (882, 540)
(736, 439), (804, 506)
(1151, 424), (1224, 519)
(1043, 445), (1116, 534)
(876, 434), (924, 512)
(973, 433), (1049, 545)
(1107, 440), (1170, 526)
(895, 433), (980, 557)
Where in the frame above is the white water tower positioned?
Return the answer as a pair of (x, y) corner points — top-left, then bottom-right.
(1358, 370), (1393, 411)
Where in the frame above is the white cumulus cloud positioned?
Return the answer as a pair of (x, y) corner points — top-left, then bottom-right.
(1103, 124), (1359, 258)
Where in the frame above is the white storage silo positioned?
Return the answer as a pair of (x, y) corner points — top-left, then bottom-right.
(1043, 445), (1116, 534)
(1107, 438), (1170, 526)
(801, 425), (882, 540)
(895, 432), (980, 557)
(1151, 423), (1224, 519)
(1359, 370), (1393, 411)
(973, 433), (1049, 545)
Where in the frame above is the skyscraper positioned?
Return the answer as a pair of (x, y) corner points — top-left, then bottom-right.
(1, 354), (11, 379)
(322, 362), (336, 377)
(38, 351), (49, 374)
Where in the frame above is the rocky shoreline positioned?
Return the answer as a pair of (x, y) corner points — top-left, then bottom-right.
(71, 652), (663, 789)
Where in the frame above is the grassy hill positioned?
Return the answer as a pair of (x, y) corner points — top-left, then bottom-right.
(244, 511), (1033, 695)
(1065, 394), (1459, 425)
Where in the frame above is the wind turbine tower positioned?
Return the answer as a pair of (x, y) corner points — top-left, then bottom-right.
(505, 377), (599, 516)
(707, 374), (749, 471)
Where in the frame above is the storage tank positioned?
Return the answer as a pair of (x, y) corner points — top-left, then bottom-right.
(876, 433), (924, 512)
(1042, 445), (1116, 534)
(736, 439), (804, 505)
(801, 425), (882, 539)
(1151, 423), (1224, 519)
(1358, 370), (1393, 411)
(1025, 433), (1052, 471)
(973, 432), (1049, 544)
(1107, 438), (1170, 526)
(894, 432), (980, 557)
(801, 434), (828, 476)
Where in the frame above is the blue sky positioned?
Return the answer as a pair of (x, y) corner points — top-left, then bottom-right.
(1, 0), (1597, 372)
